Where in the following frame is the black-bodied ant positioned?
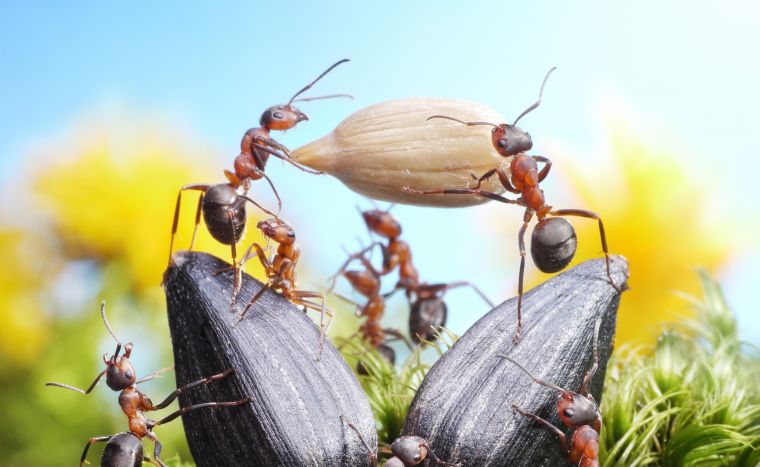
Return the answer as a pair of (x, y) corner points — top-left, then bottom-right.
(496, 319), (602, 467)
(167, 59), (351, 307)
(340, 415), (460, 466)
(406, 68), (620, 341)
(46, 302), (249, 467)
(329, 243), (412, 370)
(359, 207), (493, 343)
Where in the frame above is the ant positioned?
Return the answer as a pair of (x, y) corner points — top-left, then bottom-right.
(329, 244), (412, 369)
(359, 207), (494, 343)
(340, 415), (460, 467)
(405, 68), (620, 341)
(46, 302), (249, 467)
(168, 59), (351, 306)
(496, 319), (602, 467)
(234, 217), (332, 360)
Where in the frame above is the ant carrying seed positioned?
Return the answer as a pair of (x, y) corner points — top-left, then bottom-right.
(359, 207), (494, 343)
(46, 302), (249, 467)
(167, 59), (351, 307)
(405, 68), (620, 341)
(496, 319), (603, 467)
(340, 415), (460, 467)
(234, 217), (332, 361)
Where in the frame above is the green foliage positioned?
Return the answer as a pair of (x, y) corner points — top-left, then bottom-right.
(338, 328), (457, 447)
(600, 271), (760, 466)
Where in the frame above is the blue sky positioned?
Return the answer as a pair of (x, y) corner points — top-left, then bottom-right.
(1, 1), (758, 342)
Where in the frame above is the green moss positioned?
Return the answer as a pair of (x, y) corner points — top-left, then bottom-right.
(600, 271), (760, 466)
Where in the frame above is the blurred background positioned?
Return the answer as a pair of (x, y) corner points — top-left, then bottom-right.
(1, 2), (758, 465)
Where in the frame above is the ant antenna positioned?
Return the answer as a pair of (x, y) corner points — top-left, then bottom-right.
(512, 66), (556, 126)
(427, 115), (499, 128)
(496, 354), (566, 393)
(100, 301), (121, 345)
(288, 59), (351, 106)
(292, 93), (354, 103)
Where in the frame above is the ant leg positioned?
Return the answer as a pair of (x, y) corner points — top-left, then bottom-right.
(340, 415), (378, 467)
(150, 369), (235, 410)
(404, 186), (521, 206)
(145, 432), (167, 467)
(469, 168), (498, 189)
(152, 398), (250, 427)
(168, 184), (209, 265)
(511, 405), (571, 459)
(237, 283), (271, 323)
(514, 210), (533, 342)
(327, 242), (383, 293)
(251, 142), (323, 175)
(533, 155), (552, 182)
(579, 318), (602, 397)
(383, 328), (413, 350)
(549, 209), (621, 292)
(496, 167), (521, 194)
(292, 292), (333, 361)
(420, 439), (459, 466)
(245, 171), (282, 214)
(79, 435), (111, 467)
(189, 191), (204, 251)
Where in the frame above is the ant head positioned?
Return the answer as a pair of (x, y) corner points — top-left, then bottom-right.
(105, 344), (137, 391)
(343, 269), (380, 296)
(259, 59), (350, 132)
(557, 391), (600, 429)
(259, 105), (308, 131)
(98, 302), (137, 391)
(390, 436), (428, 466)
(361, 209), (401, 238)
(257, 218), (295, 245)
(492, 124), (533, 157)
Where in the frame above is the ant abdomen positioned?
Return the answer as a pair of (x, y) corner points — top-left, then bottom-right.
(202, 184), (247, 245)
(101, 432), (142, 467)
(531, 217), (577, 273)
(409, 298), (447, 344)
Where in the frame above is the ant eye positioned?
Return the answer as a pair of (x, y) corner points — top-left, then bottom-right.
(287, 230), (295, 238)
(497, 139), (507, 148)
(125, 370), (133, 380)
(563, 408), (574, 418)
(273, 111), (284, 119)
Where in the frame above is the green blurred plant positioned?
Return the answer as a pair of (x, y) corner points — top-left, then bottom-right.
(599, 271), (760, 466)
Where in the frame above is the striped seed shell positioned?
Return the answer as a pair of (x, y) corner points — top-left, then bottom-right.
(403, 256), (629, 466)
(292, 98), (509, 207)
(163, 251), (376, 467)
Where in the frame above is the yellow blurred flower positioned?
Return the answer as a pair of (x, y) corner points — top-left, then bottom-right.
(518, 119), (736, 344)
(31, 117), (268, 294)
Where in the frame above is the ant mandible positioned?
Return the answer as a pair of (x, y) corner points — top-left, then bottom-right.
(360, 207), (494, 343)
(496, 319), (602, 467)
(46, 302), (249, 467)
(406, 68), (620, 341)
(340, 415), (460, 467)
(167, 59), (351, 307)
(234, 217), (333, 360)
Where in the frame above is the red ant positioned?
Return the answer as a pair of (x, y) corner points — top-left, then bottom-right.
(167, 59), (351, 306)
(234, 217), (332, 360)
(46, 302), (249, 467)
(329, 244), (412, 369)
(496, 319), (602, 467)
(360, 208), (494, 343)
(406, 68), (620, 341)
(340, 415), (460, 466)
